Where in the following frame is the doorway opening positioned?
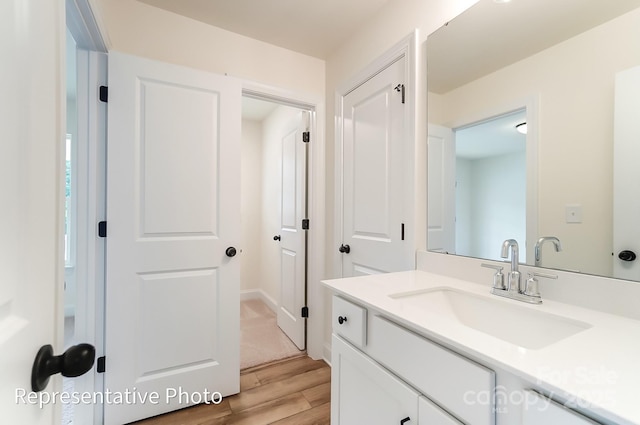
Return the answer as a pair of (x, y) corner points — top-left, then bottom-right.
(63, 27), (79, 425)
(239, 95), (310, 369)
(454, 109), (527, 261)
(63, 1), (108, 424)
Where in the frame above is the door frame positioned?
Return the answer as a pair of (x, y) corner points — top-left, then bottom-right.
(334, 31), (418, 279)
(242, 81), (326, 361)
(443, 95), (539, 264)
(66, 0), (109, 423)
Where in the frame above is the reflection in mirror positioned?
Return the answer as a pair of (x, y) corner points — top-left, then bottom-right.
(455, 110), (526, 262)
(427, 0), (640, 281)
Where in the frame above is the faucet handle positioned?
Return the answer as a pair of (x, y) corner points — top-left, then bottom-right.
(481, 263), (505, 290)
(524, 272), (558, 298)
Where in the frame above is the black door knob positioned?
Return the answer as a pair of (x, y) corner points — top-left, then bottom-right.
(619, 250), (636, 262)
(273, 235), (281, 241)
(338, 316), (348, 325)
(31, 343), (95, 392)
(339, 244), (351, 254)
(226, 247), (237, 257)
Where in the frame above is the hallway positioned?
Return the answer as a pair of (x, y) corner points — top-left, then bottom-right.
(240, 299), (303, 370)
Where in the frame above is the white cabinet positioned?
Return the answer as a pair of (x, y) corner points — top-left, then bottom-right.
(522, 390), (602, 424)
(368, 315), (495, 425)
(419, 396), (463, 425)
(333, 295), (367, 348)
(331, 335), (418, 425)
(331, 295), (493, 425)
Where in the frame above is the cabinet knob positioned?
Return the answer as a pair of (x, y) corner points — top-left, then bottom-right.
(337, 316), (348, 325)
(400, 417), (411, 425)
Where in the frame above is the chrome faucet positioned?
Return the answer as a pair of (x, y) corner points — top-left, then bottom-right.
(481, 239), (557, 304)
(501, 239), (521, 293)
(534, 236), (562, 267)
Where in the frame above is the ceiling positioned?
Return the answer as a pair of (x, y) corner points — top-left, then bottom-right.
(456, 109), (526, 160)
(242, 97), (279, 121)
(138, 0), (392, 59)
(428, 0), (640, 94)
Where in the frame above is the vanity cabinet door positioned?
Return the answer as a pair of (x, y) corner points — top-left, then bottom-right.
(368, 315), (495, 425)
(419, 396), (463, 425)
(522, 390), (602, 425)
(331, 335), (419, 425)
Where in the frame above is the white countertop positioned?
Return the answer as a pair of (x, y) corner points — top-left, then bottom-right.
(323, 270), (640, 425)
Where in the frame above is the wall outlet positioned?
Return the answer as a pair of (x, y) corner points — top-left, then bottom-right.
(565, 204), (583, 223)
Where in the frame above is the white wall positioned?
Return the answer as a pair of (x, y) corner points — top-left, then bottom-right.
(462, 152), (526, 261)
(431, 8), (640, 276)
(92, 0), (325, 97)
(240, 119), (263, 292)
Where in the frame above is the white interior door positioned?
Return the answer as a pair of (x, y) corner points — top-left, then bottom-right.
(1, 0), (64, 422)
(276, 111), (308, 350)
(613, 65), (640, 280)
(427, 124), (456, 254)
(105, 52), (241, 424)
(341, 58), (407, 276)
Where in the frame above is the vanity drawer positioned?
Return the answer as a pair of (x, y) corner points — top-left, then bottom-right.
(368, 315), (495, 425)
(332, 296), (367, 348)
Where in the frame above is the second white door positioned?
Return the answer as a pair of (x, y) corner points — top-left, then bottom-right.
(340, 57), (409, 276)
(276, 110), (308, 350)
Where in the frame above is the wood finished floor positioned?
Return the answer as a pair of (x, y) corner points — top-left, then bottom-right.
(132, 355), (330, 425)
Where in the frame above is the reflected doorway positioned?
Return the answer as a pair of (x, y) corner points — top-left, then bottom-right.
(454, 109), (527, 261)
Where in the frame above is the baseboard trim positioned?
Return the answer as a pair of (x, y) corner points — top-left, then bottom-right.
(323, 342), (332, 366)
(240, 289), (278, 313)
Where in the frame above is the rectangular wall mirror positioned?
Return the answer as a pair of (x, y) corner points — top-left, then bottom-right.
(427, 0), (640, 281)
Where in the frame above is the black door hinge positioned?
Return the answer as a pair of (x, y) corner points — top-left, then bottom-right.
(97, 356), (106, 373)
(99, 86), (108, 103)
(394, 84), (405, 104)
(302, 131), (310, 143)
(301, 219), (309, 230)
(98, 221), (107, 238)
(301, 306), (309, 318)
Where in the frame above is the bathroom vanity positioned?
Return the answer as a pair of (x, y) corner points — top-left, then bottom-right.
(323, 253), (640, 425)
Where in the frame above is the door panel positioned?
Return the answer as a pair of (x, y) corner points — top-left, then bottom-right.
(105, 52), (241, 425)
(342, 58), (407, 276)
(277, 111), (307, 350)
(352, 89), (393, 239)
(613, 65), (640, 280)
(1, 0), (63, 422)
(141, 81), (219, 235)
(427, 124), (456, 254)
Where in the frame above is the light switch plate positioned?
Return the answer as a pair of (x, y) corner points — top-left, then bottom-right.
(565, 204), (583, 223)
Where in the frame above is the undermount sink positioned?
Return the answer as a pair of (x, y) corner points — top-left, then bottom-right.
(389, 287), (592, 349)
